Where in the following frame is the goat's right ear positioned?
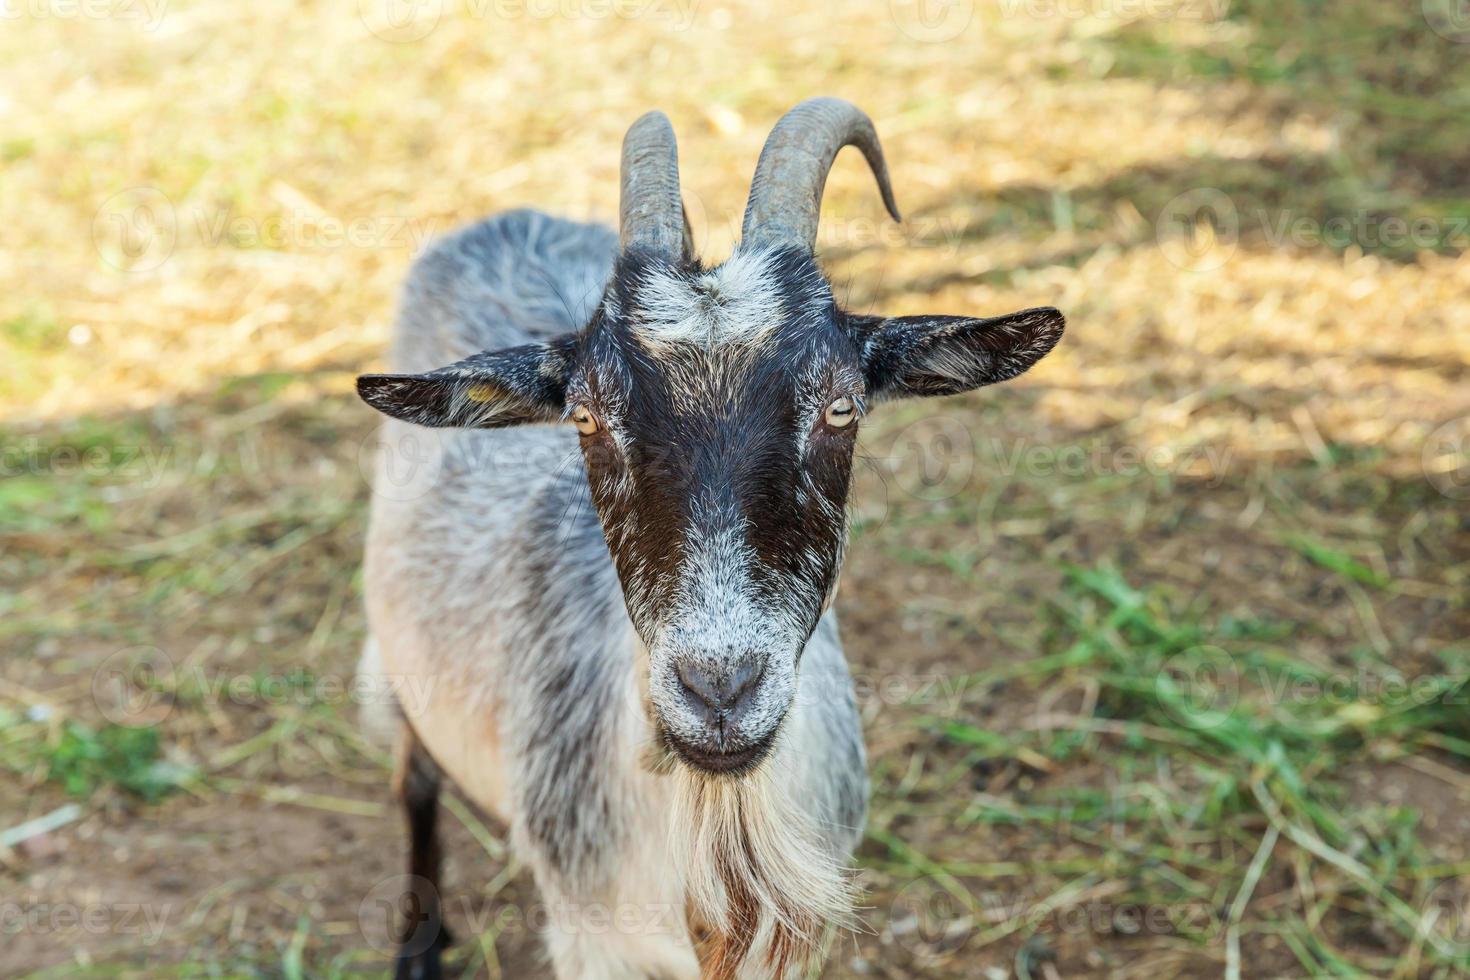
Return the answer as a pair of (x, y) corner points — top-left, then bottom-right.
(356, 339), (574, 428)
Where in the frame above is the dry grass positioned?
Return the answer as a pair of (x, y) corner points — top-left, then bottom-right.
(2, 0), (1469, 977)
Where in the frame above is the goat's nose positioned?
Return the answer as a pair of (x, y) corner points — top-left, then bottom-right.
(676, 660), (761, 720)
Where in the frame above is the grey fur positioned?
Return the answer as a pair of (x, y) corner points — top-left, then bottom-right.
(362, 210), (867, 977)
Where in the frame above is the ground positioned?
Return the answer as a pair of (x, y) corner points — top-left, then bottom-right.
(3, 0), (1469, 977)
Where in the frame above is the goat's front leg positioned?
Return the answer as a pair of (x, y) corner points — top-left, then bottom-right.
(392, 731), (452, 980)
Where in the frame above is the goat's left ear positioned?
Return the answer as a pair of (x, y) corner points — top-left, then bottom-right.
(356, 338), (574, 428)
(851, 306), (1064, 400)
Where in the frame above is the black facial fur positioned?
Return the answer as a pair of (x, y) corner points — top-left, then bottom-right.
(570, 249), (861, 643)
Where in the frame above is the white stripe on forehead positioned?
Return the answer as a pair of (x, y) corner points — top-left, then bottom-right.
(630, 249), (786, 352)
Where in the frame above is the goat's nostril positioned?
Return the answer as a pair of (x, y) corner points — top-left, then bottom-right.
(676, 660), (761, 716)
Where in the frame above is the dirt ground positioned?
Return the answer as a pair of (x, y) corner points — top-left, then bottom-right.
(3, 1), (1470, 977)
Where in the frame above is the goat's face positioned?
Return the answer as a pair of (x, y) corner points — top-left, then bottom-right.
(357, 99), (1065, 777)
(570, 248), (863, 773)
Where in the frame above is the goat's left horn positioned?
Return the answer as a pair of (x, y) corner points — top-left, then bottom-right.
(741, 97), (901, 253)
(619, 110), (690, 258)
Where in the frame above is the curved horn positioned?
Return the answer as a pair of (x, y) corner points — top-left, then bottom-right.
(619, 110), (688, 257)
(741, 97), (901, 252)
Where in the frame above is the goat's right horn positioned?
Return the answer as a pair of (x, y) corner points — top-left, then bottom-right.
(619, 110), (690, 258)
(741, 97), (901, 253)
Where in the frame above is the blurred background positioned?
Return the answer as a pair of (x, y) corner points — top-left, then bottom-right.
(3, 0), (1469, 976)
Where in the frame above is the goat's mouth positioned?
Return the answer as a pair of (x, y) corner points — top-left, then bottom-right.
(661, 728), (777, 776)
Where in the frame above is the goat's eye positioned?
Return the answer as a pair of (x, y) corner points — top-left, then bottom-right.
(571, 405), (601, 435)
(824, 396), (858, 429)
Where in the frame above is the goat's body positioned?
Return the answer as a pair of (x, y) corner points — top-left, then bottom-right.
(362, 210), (867, 978)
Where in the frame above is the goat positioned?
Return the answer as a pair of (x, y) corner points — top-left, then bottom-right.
(356, 97), (1065, 980)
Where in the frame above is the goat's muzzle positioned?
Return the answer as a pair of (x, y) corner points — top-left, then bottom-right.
(652, 653), (787, 776)
(662, 724), (778, 776)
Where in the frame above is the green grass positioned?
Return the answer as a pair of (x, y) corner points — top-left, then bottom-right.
(1283, 534), (1391, 589)
(1086, 0), (1470, 262)
(4, 717), (188, 803)
(1100, 0), (1470, 176)
(2, 308), (64, 350)
(866, 562), (1470, 974)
